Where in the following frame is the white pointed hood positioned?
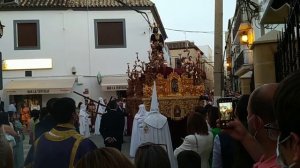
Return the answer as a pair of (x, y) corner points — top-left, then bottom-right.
(144, 81), (167, 129)
(149, 81), (159, 113)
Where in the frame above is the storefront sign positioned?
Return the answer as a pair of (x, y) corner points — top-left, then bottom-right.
(27, 89), (50, 94)
(105, 85), (128, 91)
(6, 88), (72, 95)
(5, 78), (75, 95)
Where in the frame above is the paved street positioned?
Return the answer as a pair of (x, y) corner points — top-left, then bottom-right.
(23, 133), (132, 160)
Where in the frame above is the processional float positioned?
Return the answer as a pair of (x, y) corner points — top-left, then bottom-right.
(126, 26), (207, 120)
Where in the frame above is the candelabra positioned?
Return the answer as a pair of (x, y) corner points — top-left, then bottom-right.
(127, 52), (145, 80)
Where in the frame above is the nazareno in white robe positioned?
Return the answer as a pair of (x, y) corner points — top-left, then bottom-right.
(141, 81), (177, 168)
(94, 97), (106, 135)
(79, 104), (90, 138)
(129, 104), (148, 157)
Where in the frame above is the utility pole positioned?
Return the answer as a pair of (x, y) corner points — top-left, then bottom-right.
(214, 0), (223, 102)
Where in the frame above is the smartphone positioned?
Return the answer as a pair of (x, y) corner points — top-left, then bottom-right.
(217, 97), (234, 128)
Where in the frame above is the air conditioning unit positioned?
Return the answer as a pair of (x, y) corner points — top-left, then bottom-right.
(1, 0), (19, 5)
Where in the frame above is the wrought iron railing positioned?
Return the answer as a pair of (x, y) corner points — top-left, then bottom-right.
(274, 0), (300, 82)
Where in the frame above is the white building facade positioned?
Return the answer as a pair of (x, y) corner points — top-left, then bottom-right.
(0, 0), (166, 110)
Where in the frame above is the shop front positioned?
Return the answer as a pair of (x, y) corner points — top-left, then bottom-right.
(100, 75), (128, 98)
(4, 78), (76, 118)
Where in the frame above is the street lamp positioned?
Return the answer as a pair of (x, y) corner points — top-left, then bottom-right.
(0, 21), (4, 38)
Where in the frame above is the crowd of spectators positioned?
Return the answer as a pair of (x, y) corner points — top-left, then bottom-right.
(0, 71), (300, 168)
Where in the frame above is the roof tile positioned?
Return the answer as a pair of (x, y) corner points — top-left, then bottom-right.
(0, 0), (154, 8)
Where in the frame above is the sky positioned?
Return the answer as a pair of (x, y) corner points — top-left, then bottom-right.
(151, 0), (237, 52)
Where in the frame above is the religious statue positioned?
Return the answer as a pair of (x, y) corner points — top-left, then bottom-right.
(150, 26), (164, 53)
(171, 79), (179, 93)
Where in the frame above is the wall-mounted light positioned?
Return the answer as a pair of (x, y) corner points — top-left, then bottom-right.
(3, 58), (52, 70)
(0, 21), (5, 38)
(241, 32), (248, 44)
(238, 22), (253, 46)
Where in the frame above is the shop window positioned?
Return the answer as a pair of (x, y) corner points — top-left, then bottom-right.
(14, 20), (40, 50)
(94, 19), (126, 48)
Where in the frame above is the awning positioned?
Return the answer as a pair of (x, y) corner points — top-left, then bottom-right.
(5, 78), (75, 95)
(260, 0), (290, 24)
(101, 75), (128, 91)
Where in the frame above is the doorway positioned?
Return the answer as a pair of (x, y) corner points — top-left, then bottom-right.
(11, 94), (42, 113)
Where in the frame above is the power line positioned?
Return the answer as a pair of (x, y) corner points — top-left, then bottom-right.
(165, 28), (226, 34)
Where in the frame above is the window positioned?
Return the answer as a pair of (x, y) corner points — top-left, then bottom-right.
(14, 20), (40, 50)
(94, 19), (126, 48)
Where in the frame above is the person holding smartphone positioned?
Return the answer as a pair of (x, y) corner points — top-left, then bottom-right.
(222, 83), (280, 168)
(212, 95), (254, 168)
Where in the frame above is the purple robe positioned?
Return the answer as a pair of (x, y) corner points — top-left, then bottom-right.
(27, 125), (97, 168)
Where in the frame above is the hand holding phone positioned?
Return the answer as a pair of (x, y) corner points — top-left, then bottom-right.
(217, 97), (234, 128)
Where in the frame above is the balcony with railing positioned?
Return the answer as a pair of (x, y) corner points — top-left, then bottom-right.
(234, 49), (253, 76)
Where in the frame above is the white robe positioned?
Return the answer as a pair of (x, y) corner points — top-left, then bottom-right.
(129, 104), (148, 157)
(94, 98), (106, 135)
(140, 81), (177, 167)
(79, 105), (90, 138)
(142, 112), (177, 168)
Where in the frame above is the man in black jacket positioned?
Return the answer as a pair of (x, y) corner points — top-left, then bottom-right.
(100, 99), (125, 151)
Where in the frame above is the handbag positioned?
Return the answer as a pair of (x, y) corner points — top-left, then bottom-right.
(5, 134), (16, 147)
(2, 126), (16, 147)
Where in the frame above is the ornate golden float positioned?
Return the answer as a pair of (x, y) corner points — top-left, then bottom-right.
(126, 28), (206, 120)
